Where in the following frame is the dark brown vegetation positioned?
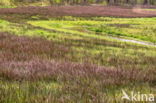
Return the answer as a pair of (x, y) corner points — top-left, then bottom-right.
(0, 6), (156, 17)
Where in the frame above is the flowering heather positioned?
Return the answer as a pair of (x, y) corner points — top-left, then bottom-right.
(0, 32), (69, 61)
(0, 5), (156, 102)
(0, 6), (156, 18)
(0, 32), (155, 85)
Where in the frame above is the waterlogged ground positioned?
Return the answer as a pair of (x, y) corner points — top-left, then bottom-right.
(0, 9), (156, 103)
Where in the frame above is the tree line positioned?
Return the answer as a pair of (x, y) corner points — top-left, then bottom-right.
(3, 0), (156, 5)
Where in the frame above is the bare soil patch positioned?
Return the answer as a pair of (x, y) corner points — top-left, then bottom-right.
(0, 6), (156, 17)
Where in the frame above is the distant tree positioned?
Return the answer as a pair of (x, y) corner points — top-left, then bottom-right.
(6, 0), (156, 6)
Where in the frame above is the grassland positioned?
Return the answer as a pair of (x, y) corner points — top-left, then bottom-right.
(0, 7), (156, 103)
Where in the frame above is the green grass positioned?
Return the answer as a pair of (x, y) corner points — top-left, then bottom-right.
(0, 17), (156, 66)
(0, 16), (156, 103)
(143, 8), (156, 11)
(0, 5), (16, 8)
(28, 17), (156, 43)
(0, 0), (12, 6)
(0, 80), (155, 103)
